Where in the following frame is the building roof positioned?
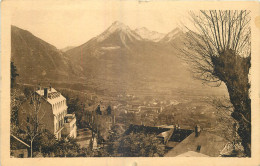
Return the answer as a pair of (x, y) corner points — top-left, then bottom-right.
(175, 151), (209, 157)
(11, 134), (30, 148)
(157, 129), (174, 144)
(158, 130), (171, 138)
(166, 141), (179, 148)
(165, 131), (229, 157)
(36, 88), (66, 105)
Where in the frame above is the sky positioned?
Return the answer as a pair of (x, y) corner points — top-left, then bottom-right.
(11, 1), (190, 49)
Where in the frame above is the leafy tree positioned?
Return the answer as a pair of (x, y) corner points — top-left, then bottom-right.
(98, 125), (125, 157)
(62, 93), (85, 128)
(103, 132), (165, 157)
(180, 10), (251, 156)
(120, 132), (165, 157)
(10, 88), (26, 127)
(10, 62), (22, 132)
(33, 131), (57, 157)
(67, 97), (81, 114)
(11, 61), (19, 88)
(54, 137), (80, 157)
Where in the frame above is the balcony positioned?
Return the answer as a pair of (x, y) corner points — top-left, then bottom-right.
(64, 113), (76, 123)
(62, 113), (77, 138)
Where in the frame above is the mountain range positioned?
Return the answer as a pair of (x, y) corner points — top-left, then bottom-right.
(11, 21), (225, 95)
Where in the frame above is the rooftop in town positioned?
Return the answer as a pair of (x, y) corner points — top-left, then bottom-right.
(165, 130), (229, 157)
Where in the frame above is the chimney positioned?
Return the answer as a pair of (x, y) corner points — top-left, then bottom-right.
(195, 125), (201, 137)
(49, 83), (52, 91)
(44, 88), (48, 98)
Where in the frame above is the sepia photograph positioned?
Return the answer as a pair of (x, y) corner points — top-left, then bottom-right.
(1, 0), (260, 165)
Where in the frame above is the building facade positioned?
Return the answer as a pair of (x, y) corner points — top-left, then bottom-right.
(18, 86), (77, 140)
(10, 134), (30, 158)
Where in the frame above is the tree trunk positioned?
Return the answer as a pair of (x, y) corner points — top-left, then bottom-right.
(30, 141), (33, 158)
(226, 83), (251, 157)
(212, 49), (251, 156)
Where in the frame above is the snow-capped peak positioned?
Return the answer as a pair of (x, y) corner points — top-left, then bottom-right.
(96, 21), (142, 43)
(107, 21), (131, 33)
(135, 27), (165, 42)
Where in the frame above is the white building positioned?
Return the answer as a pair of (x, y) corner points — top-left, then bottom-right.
(19, 86), (77, 140)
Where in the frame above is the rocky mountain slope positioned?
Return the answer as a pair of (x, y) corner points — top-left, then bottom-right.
(65, 21), (212, 93)
(159, 28), (184, 43)
(11, 26), (82, 84)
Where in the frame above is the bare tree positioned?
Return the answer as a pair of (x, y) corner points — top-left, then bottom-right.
(23, 92), (45, 157)
(180, 10), (251, 156)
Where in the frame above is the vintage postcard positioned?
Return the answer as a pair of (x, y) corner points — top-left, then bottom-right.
(1, 0), (260, 165)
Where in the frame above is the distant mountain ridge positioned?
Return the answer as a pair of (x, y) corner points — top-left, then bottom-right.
(65, 22), (182, 53)
(66, 21), (182, 58)
(11, 22), (225, 95)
